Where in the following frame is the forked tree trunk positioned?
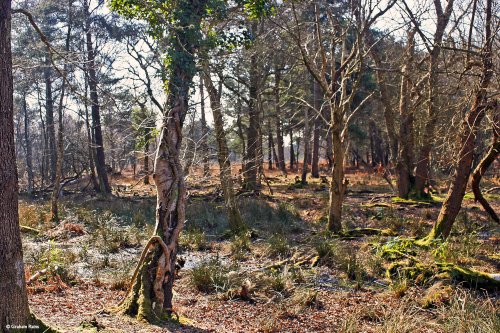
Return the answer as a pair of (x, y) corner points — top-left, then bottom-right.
(471, 113), (499, 223)
(424, 0), (493, 241)
(118, 1), (207, 320)
(413, 0), (455, 198)
(203, 64), (247, 233)
(0, 1), (31, 327)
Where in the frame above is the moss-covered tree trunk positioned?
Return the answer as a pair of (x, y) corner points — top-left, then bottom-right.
(202, 61), (247, 233)
(424, 0), (493, 241)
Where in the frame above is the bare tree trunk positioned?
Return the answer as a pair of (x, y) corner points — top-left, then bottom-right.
(51, 1), (72, 221)
(83, 71), (99, 192)
(268, 121), (274, 170)
(199, 76), (210, 177)
(274, 67), (286, 174)
(301, 107), (310, 184)
(203, 63), (247, 233)
(412, 0), (455, 198)
(0, 1), (31, 327)
(243, 22), (260, 191)
(396, 30), (416, 199)
(143, 139), (150, 185)
(471, 113), (499, 223)
(289, 129), (295, 170)
(236, 114), (246, 162)
(44, 58), (57, 183)
(312, 81), (321, 178)
(327, 103), (346, 233)
(425, 0), (493, 241)
(370, 44), (398, 165)
(22, 94), (34, 195)
(84, 0), (110, 194)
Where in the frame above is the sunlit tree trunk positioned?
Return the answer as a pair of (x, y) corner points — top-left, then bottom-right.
(471, 113), (499, 223)
(412, 0), (455, 198)
(425, 0), (493, 240)
(202, 63), (247, 233)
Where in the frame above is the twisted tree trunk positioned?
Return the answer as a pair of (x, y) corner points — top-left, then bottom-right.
(117, 1), (207, 321)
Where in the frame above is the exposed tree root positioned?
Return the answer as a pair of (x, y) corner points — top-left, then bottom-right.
(340, 228), (396, 238)
(20, 225), (40, 234)
(112, 235), (170, 318)
(387, 259), (500, 290)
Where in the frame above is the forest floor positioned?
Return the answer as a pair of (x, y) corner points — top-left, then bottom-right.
(19, 165), (500, 332)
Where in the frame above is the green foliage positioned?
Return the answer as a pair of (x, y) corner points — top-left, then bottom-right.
(110, 0), (275, 96)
